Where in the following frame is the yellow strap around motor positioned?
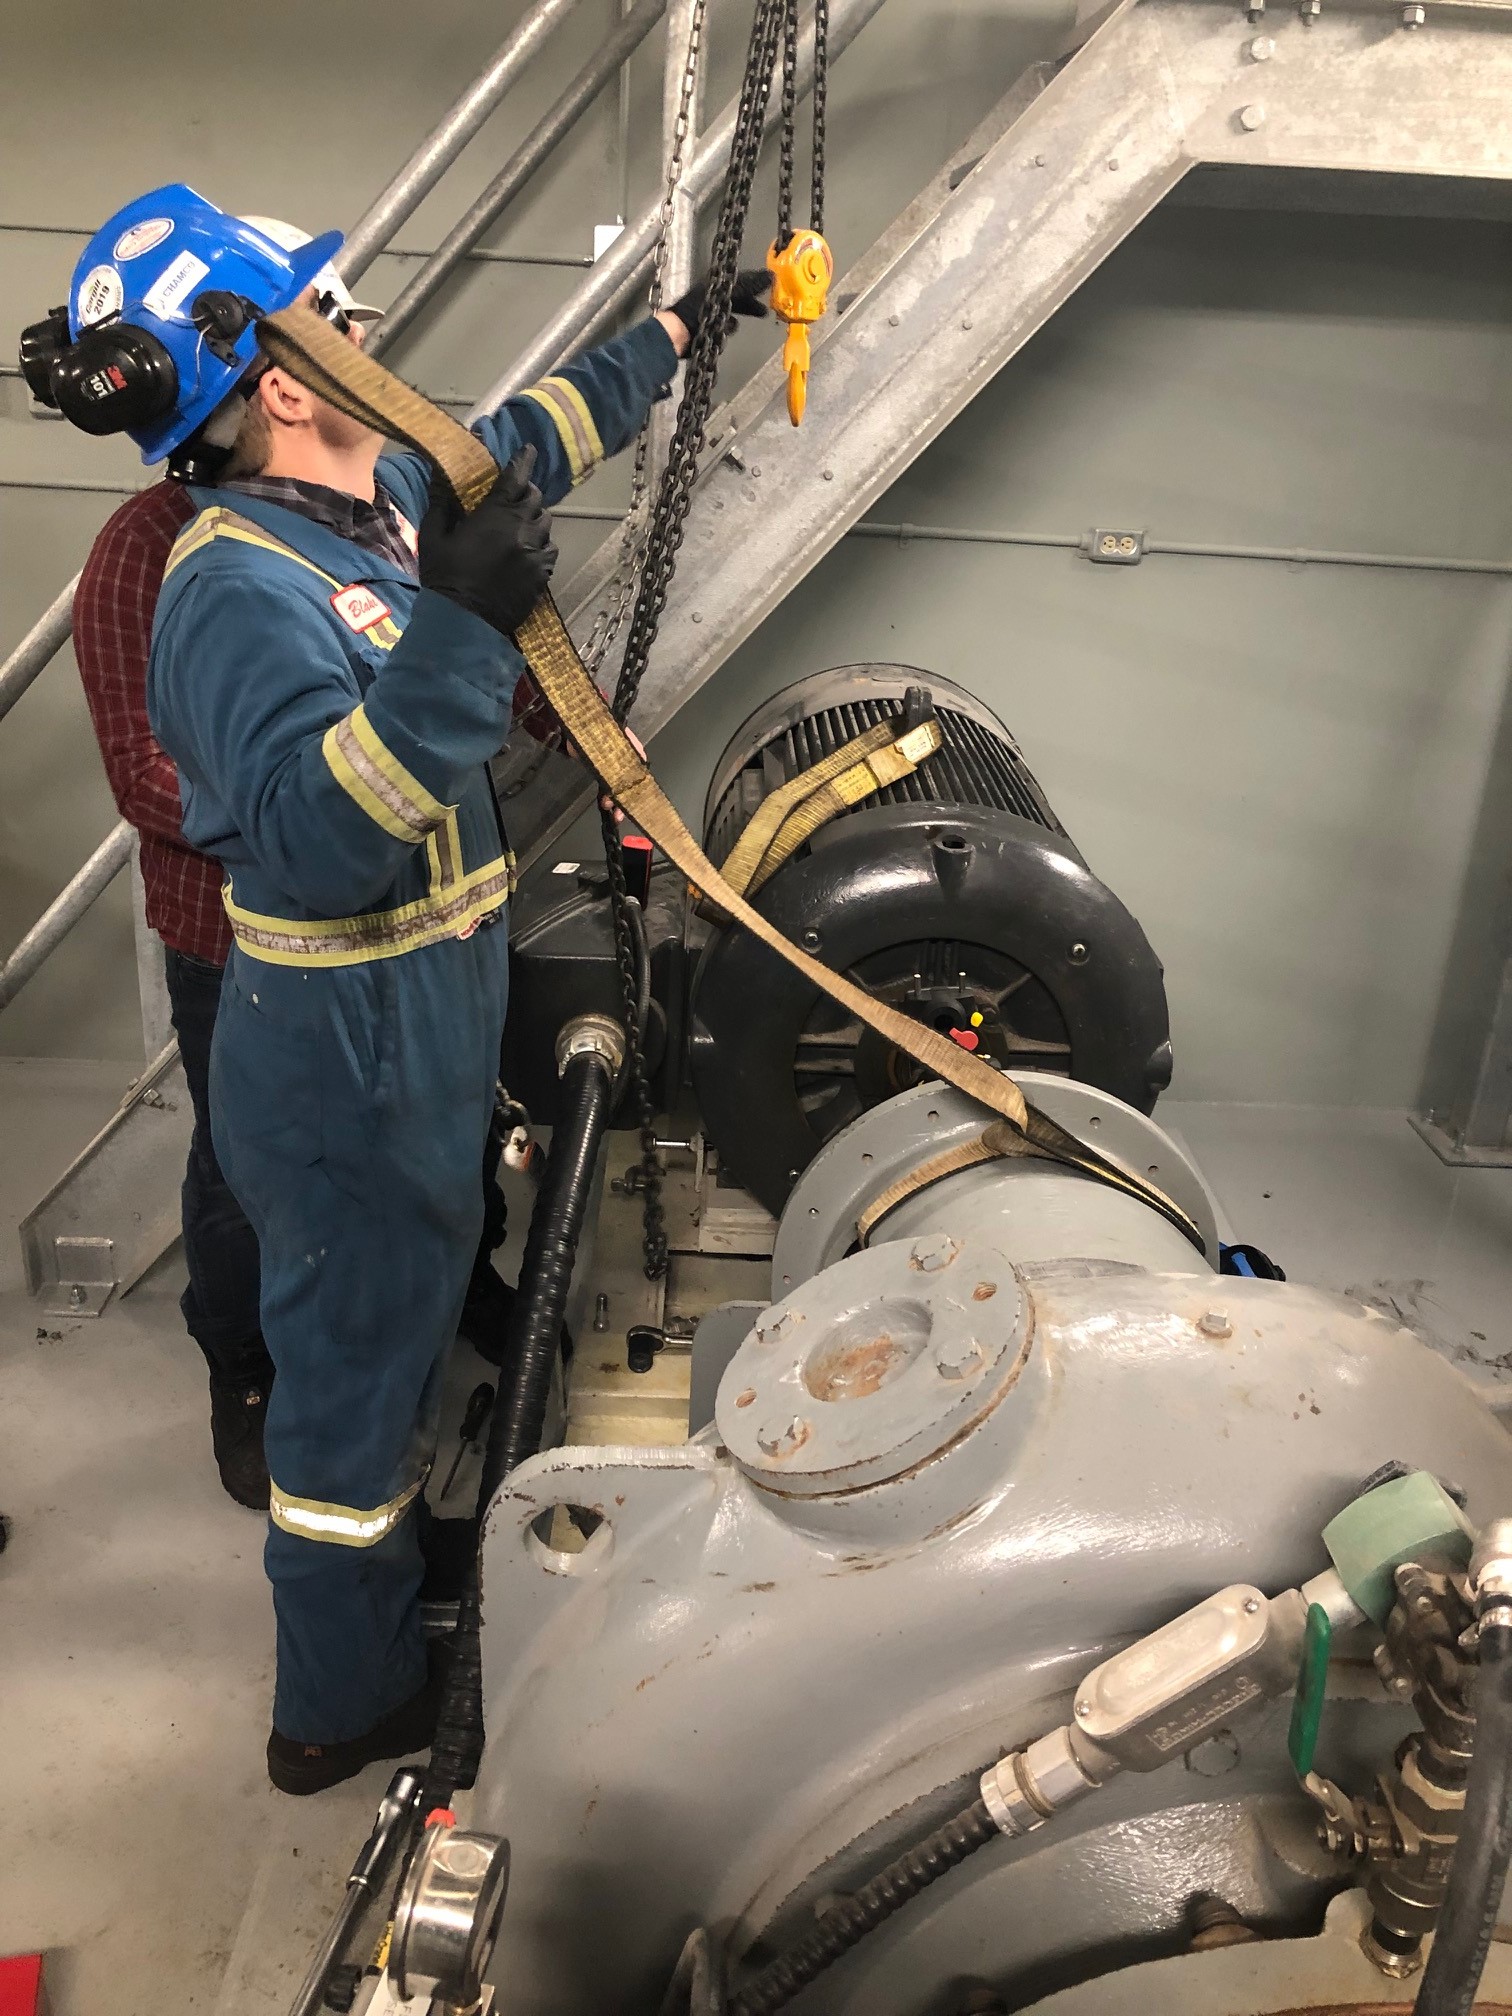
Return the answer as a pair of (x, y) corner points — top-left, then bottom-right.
(717, 715), (942, 902)
(255, 306), (1205, 1254)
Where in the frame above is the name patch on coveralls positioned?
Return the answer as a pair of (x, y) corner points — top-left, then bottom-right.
(330, 585), (392, 633)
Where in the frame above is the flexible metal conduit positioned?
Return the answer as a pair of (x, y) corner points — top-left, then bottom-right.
(369, 0), (670, 358)
(0, 0), (584, 730)
(472, 0), (889, 415)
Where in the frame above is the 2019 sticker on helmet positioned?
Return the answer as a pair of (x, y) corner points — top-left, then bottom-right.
(142, 250), (211, 323)
(77, 265), (124, 328)
(114, 217), (174, 262)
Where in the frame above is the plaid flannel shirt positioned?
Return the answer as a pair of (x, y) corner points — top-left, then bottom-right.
(73, 481), (231, 963)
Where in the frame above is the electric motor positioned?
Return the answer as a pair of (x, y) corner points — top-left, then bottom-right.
(689, 665), (1173, 1212)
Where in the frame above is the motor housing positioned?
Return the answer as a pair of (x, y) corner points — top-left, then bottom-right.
(689, 666), (1172, 1212)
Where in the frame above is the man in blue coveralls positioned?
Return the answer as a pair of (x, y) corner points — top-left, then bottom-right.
(49, 184), (767, 1792)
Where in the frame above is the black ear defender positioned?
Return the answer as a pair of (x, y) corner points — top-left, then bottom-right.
(48, 321), (180, 438)
(18, 305), (72, 407)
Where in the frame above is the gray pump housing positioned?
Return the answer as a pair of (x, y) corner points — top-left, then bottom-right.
(471, 1076), (1512, 2014)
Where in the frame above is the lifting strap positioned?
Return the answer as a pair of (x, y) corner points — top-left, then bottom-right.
(715, 714), (942, 902)
(255, 305), (1206, 1256)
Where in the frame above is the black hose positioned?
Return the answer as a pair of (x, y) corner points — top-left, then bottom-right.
(420, 1042), (617, 1813)
(1414, 1615), (1512, 2016)
(729, 1797), (998, 2016)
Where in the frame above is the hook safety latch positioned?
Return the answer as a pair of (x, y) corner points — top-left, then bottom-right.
(766, 230), (833, 426)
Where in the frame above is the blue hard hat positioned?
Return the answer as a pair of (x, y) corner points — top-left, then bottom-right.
(66, 183), (342, 462)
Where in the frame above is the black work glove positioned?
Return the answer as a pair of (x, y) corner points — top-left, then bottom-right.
(418, 445), (557, 639)
(666, 267), (772, 347)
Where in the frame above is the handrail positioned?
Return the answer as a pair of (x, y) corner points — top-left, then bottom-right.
(335, 0), (589, 287)
(0, 578), (74, 727)
(0, 821), (133, 1013)
(470, 0), (887, 416)
(0, 0), (583, 733)
(369, 0), (669, 359)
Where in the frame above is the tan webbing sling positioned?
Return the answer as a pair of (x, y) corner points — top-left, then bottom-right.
(256, 307), (1204, 1255)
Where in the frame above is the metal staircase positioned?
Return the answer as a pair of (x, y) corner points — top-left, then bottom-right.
(8, 0), (1512, 1307)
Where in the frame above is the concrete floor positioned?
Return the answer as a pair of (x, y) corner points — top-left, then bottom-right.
(1, 1057), (1510, 2013)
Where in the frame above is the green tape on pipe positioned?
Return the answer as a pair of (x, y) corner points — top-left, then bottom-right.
(1287, 1603), (1332, 1778)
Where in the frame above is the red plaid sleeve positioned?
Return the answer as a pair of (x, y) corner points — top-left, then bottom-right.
(74, 483), (232, 964)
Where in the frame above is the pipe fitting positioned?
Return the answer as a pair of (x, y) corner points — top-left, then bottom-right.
(1470, 1517), (1512, 1615)
(980, 1726), (1102, 1837)
(555, 1012), (626, 1079)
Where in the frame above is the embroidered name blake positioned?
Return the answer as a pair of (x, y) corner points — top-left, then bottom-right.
(330, 584), (391, 633)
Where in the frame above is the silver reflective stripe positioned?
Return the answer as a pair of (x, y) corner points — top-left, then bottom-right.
(269, 1473), (424, 1549)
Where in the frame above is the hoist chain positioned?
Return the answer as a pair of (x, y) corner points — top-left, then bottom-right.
(595, 0), (722, 1279)
(604, 0), (791, 1278)
(612, 0), (788, 722)
(580, 0), (710, 682)
(776, 0), (800, 249)
(811, 0), (828, 233)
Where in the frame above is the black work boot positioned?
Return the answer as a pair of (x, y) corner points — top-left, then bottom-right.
(267, 1655), (444, 1796)
(208, 1378), (271, 1510)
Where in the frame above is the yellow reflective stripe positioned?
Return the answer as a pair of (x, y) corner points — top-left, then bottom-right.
(164, 510), (401, 648)
(520, 376), (604, 487)
(322, 702), (454, 842)
(165, 507), (348, 589)
(223, 852), (516, 967)
(269, 1473), (424, 1549)
(425, 808), (463, 895)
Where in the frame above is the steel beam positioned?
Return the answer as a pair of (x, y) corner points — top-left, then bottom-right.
(506, 0), (1512, 869)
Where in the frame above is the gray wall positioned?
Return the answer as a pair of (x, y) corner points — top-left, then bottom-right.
(2, 0), (1510, 1113)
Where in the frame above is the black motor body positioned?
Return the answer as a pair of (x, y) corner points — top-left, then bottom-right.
(505, 666), (1171, 1213)
(689, 667), (1171, 1211)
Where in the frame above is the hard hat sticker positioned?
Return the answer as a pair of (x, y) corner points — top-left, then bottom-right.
(330, 585), (392, 633)
(142, 250), (211, 323)
(77, 266), (124, 328)
(114, 217), (173, 262)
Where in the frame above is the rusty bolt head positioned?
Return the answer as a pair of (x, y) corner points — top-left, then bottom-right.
(1198, 1309), (1233, 1339)
(910, 1232), (962, 1273)
(935, 1337), (984, 1382)
(757, 1415), (810, 1459)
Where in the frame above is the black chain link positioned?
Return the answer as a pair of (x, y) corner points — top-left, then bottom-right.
(606, 0), (807, 1278)
(811, 0), (829, 234)
(600, 806), (667, 1276)
(777, 0), (799, 249)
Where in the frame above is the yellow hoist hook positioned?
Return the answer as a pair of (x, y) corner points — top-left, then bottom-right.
(766, 229), (833, 427)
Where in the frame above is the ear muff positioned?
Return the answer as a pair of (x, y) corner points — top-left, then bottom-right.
(49, 323), (179, 438)
(18, 306), (72, 407)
